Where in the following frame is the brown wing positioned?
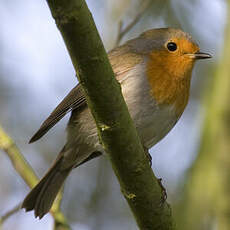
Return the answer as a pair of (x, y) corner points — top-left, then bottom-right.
(29, 45), (142, 143)
(29, 84), (86, 143)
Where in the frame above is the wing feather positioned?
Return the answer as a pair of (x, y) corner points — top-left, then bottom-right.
(29, 85), (86, 143)
(29, 45), (141, 143)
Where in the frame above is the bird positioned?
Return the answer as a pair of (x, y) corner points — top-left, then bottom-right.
(22, 28), (211, 219)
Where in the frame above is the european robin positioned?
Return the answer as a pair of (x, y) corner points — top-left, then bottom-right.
(22, 28), (211, 218)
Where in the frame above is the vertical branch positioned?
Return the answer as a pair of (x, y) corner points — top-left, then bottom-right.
(46, 0), (174, 229)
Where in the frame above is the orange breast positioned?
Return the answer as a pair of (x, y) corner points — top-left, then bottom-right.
(146, 51), (194, 116)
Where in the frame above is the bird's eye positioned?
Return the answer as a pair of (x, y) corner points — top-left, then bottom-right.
(167, 42), (177, 52)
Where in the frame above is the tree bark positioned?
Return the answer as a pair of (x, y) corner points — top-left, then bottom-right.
(46, 0), (174, 229)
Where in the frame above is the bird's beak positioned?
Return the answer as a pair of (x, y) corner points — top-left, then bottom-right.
(186, 52), (212, 60)
(194, 51), (212, 59)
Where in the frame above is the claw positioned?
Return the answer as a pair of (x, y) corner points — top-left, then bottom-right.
(157, 178), (167, 204)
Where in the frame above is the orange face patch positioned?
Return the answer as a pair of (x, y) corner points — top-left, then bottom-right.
(146, 37), (199, 115)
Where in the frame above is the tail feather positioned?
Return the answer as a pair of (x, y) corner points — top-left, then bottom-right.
(22, 156), (71, 219)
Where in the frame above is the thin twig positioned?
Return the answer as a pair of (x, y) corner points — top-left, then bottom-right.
(0, 203), (21, 225)
(0, 125), (70, 230)
(115, 0), (152, 46)
(0, 126), (39, 188)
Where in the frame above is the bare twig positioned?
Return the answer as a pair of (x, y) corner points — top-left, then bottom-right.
(0, 126), (39, 188)
(115, 0), (152, 46)
(0, 203), (21, 225)
(0, 125), (70, 230)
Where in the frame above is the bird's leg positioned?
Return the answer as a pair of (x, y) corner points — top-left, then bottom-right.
(143, 146), (152, 166)
(142, 146), (167, 202)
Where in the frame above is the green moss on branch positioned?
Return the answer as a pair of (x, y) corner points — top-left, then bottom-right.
(46, 0), (174, 229)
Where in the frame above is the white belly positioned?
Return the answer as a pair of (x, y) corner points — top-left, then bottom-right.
(67, 63), (180, 157)
(121, 63), (178, 148)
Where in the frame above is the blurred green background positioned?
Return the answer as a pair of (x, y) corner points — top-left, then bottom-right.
(0, 0), (229, 229)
